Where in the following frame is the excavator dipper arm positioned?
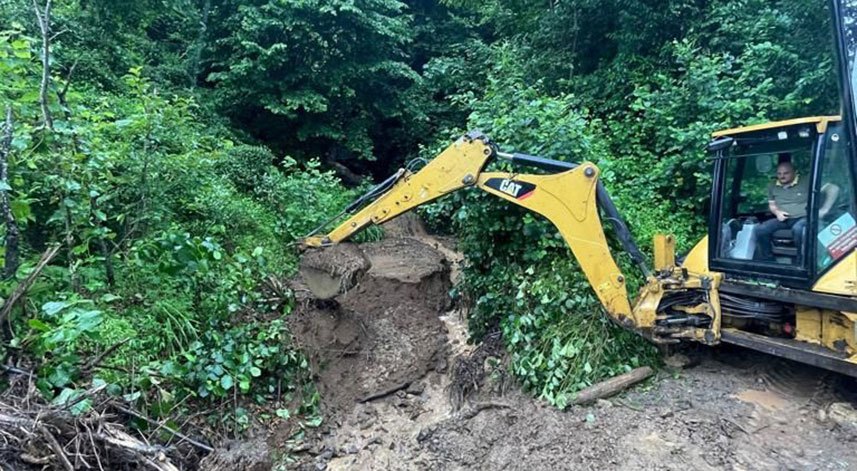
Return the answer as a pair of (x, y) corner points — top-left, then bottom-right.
(302, 132), (721, 343)
(476, 167), (633, 321)
(303, 132), (494, 246)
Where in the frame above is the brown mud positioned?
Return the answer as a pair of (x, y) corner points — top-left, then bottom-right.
(285, 230), (857, 471)
(290, 237), (452, 420)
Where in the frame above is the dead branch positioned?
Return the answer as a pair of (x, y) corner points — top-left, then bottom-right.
(114, 405), (214, 453)
(459, 401), (512, 420)
(358, 380), (411, 403)
(0, 245), (60, 324)
(0, 405), (186, 470)
(38, 424), (73, 471)
(572, 366), (654, 405)
(0, 364), (31, 376)
(0, 412), (37, 429)
(59, 384), (106, 413)
(82, 337), (129, 372)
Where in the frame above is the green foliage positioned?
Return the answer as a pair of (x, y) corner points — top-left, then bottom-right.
(206, 0), (419, 159)
(181, 319), (304, 400)
(0, 0), (845, 420)
(216, 145), (276, 192)
(26, 300), (104, 396)
(0, 18), (350, 428)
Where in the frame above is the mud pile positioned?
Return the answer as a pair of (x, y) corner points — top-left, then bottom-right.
(290, 238), (452, 420)
(286, 233), (857, 471)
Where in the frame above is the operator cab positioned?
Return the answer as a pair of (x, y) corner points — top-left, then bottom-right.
(708, 116), (857, 288)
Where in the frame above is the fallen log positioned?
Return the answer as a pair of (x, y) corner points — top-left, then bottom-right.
(572, 366), (654, 405)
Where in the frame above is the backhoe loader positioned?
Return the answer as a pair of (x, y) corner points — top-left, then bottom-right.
(301, 0), (857, 377)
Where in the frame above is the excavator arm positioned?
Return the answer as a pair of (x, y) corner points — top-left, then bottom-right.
(303, 133), (494, 246)
(302, 132), (722, 344)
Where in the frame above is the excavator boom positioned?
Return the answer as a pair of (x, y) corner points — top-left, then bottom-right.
(301, 132), (722, 345)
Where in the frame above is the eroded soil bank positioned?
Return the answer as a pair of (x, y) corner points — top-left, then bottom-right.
(285, 233), (857, 471)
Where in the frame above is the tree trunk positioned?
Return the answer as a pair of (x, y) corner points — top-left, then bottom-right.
(0, 108), (19, 279)
(187, 0), (211, 88)
(65, 206), (78, 292)
(33, 0), (53, 130)
(572, 366), (654, 405)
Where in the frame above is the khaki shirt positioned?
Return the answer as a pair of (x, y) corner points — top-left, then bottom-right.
(768, 175), (809, 219)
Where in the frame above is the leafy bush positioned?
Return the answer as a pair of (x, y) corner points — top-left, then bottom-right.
(180, 319), (305, 400)
(423, 46), (659, 407)
(215, 145), (276, 192)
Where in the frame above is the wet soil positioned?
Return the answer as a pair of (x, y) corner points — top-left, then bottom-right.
(287, 234), (857, 471)
(290, 238), (451, 420)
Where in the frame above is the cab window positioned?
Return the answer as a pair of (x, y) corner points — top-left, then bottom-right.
(815, 124), (857, 272)
(717, 130), (814, 267)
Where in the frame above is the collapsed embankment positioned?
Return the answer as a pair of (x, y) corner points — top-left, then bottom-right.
(290, 237), (452, 420)
(282, 230), (857, 471)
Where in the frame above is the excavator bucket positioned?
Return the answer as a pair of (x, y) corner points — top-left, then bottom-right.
(298, 243), (371, 299)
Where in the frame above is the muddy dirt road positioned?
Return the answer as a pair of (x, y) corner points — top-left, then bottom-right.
(287, 233), (857, 471)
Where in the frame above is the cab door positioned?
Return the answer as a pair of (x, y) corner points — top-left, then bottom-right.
(812, 122), (857, 279)
(826, 0), (857, 282)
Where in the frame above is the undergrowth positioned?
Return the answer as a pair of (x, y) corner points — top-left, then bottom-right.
(0, 35), (358, 437)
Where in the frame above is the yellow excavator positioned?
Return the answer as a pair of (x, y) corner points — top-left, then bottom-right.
(302, 0), (857, 377)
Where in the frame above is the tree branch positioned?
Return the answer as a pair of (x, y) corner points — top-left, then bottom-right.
(57, 58), (79, 117)
(0, 245), (60, 324)
(33, 0), (54, 130)
(113, 405), (214, 453)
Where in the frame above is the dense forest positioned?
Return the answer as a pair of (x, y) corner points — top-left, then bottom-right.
(0, 0), (841, 465)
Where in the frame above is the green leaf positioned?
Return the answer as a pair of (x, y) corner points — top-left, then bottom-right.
(249, 366), (262, 377)
(28, 319), (50, 332)
(220, 374), (234, 390)
(42, 301), (71, 316)
(276, 408), (291, 419)
(48, 368), (72, 388)
(99, 293), (122, 303)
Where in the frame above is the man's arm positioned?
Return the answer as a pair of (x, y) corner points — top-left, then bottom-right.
(819, 183), (841, 219)
(769, 200), (789, 221)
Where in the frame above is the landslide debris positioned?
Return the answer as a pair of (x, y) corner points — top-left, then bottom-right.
(291, 238), (451, 420)
(285, 233), (857, 471)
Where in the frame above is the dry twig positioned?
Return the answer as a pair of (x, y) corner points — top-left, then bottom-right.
(0, 245), (60, 323)
(114, 405), (215, 452)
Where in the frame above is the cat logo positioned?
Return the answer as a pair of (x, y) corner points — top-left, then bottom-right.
(499, 179), (523, 197)
(485, 177), (537, 200)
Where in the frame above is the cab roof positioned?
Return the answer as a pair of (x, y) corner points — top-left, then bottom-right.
(712, 116), (841, 138)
